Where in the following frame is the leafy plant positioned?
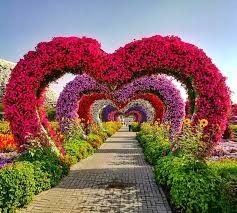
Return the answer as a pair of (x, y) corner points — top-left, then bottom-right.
(87, 133), (104, 149)
(0, 162), (35, 211)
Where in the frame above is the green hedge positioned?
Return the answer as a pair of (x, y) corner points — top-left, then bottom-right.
(46, 107), (56, 121)
(64, 139), (94, 165)
(0, 121), (121, 211)
(137, 123), (237, 212)
(87, 133), (104, 149)
(0, 148), (69, 212)
(155, 155), (223, 212)
(131, 122), (140, 132)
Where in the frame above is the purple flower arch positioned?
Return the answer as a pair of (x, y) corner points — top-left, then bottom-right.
(56, 74), (184, 134)
(115, 75), (185, 135)
(102, 104), (149, 123)
(56, 74), (106, 131)
(125, 106), (148, 122)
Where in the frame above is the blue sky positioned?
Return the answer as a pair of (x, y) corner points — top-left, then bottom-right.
(0, 0), (237, 102)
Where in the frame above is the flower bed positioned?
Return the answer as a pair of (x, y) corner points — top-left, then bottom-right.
(0, 134), (17, 152)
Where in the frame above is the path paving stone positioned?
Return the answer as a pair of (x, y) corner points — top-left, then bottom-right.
(18, 127), (171, 213)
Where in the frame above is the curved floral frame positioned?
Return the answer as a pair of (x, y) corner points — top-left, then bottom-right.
(78, 92), (164, 124)
(125, 106), (148, 122)
(4, 35), (231, 148)
(115, 75), (185, 135)
(90, 99), (115, 124)
(57, 74), (178, 133)
(56, 74), (107, 131)
(77, 93), (108, 123)
(126, 110), (143, 122)
(121, 99), (155, 122)
(134, 93), (165, 122)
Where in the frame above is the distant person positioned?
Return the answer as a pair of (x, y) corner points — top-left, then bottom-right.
(128, 121), (132, 132)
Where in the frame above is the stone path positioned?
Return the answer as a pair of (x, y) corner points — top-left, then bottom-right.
(19, 127), (171, 213)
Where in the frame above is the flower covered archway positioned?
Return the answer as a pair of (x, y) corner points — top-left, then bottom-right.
(4, 35), (231, 150)
(56, 74), (184, 135)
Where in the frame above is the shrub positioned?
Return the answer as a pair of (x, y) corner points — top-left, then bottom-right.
(137, 133), (154, 147)
(0, 162), (35, 211)
(16, 147), (69, 186)
(137, 122), (170, 165)
(87, 133), (104, 149)
(144, 139), (170, 165)
(63, 137), (94, 165)
(131, 122), (140, 132)
(208, 159), (237, 212)
(102, 122), (121, 136)
(46, 107), (56, 121)
(167, 156), (221, 212)
(138, 121), (237, 212)
(0, 147), (69, 212)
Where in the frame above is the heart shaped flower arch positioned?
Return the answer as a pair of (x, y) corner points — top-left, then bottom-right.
(56, 74), (185, 134)
(77, 93), (165, 124)
(4, 35), (231, 150)
(93, 99), (156, 123)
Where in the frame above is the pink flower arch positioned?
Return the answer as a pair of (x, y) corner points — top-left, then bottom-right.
(3, 35), (231, 150)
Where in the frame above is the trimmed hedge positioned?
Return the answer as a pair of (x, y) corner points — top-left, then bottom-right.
(64, 139), (94, 165)
(0, 148), (69, 211)
(137, 123), (237, 212)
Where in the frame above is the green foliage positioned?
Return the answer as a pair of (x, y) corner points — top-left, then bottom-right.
(144, 139), (170, 165)
(46, 107), (56, 121)
(136, 133), (154, 147)
(0, 162), (35, 211)
(172, 123), (208, 159)
(208, 159), (237, 211)
(87, 133), (104, 149)
(137, 122), (237, 212)
(102, 122), (122, 136)
(0, 147), (70, 211)
(0, 121), (120, 211)
(167, 156), (221, 212)
(131, 122), (140, 132)
(137, 122), (171, 165)
(63, 134), (94, 165)
(17, 147), (69, 186)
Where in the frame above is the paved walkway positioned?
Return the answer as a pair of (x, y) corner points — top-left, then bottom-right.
(19, 127), (171, 213)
